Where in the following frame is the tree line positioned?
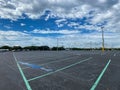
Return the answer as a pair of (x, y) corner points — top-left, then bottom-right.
(0, 45), (120, 51)
(0, 45), (65, 51)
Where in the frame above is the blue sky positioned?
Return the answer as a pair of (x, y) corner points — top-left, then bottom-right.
(0, 0), (120, 48)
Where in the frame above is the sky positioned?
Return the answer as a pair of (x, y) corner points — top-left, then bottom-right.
(0, 0), (120, 48)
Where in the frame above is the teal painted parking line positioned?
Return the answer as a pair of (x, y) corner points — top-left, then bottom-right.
(13, 52), (32, 90)
(28, 57), (92, 82)
(90, 59), (111, 90)
(22, 56), (79, 70)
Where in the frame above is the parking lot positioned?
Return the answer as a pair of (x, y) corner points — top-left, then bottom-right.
(0, 50), (120, 90)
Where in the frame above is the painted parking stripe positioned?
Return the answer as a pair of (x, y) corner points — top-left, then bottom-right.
(114, 53), (116, 56)
(28, 57), (92, 82)
(13, 52), (32, 90)
(19, 61), (53, 72)
(90, 59), (111, 90)
(22, 55), (80, 70)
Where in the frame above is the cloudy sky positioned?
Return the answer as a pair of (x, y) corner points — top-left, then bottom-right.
(0, 0), (120, 48)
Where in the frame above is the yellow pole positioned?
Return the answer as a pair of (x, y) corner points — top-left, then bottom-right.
(101, 27), (105, 52)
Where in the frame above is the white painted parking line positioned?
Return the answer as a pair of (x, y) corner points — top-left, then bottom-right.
(28, 57), (92, 82)
(114, 53), (116, 56)
(22, 55), (81, 69)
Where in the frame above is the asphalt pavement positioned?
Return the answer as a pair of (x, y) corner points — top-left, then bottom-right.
(0, 50), (120, 90)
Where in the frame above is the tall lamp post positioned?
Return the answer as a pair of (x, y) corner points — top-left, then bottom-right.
(101, 26), (105, 52)
(57, 38), (59, 51)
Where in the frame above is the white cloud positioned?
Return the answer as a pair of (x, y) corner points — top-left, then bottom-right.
(55, 19), (67, 27)
(0, 30), (120, 48)
(98, 0), (107, 3)
(55, 19), (66, 24)
(58, 32), (120, 48)
(20, 23), (26, 26)
(0, 0), (120, 47)
(0, 30), (30, 41)
(91, 10), (113, 24)
(0, 0), (119, 33)
(45, 14), (50, 21)
(57, 24), (64, 28)
(0, 0), (119, 19)
(33, 29), (80, 34)
(4, 25), (11, 29)
(68, 22), (79, 27)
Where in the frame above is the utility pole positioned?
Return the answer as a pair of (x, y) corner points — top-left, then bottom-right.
(57, 38), (59, 51)
(101, 26), (105, 52)
(90, 41), (92, 50)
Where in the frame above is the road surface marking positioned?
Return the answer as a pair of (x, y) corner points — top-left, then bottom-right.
(28, 57), (92, 82)
(90, 59), (111, 90)
(22, 56), (80, 69)
(13, 52), (32, 90)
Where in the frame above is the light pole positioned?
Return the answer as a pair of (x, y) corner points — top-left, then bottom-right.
(57, 38), (59, 51)
(101, 26), (105, 52)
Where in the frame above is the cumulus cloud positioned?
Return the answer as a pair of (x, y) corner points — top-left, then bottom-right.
(0, 30), (120, 48)
(0, 0), (119, 19)
(0, 0), (119, 33)
(0, 30), (30, 41)
(33, 29), (81, 34)
(58, 32), (120, 48)
(0, 0), (120, 47)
